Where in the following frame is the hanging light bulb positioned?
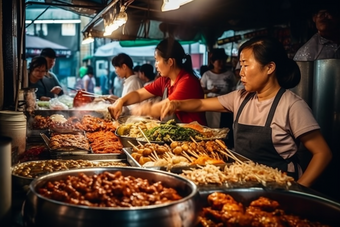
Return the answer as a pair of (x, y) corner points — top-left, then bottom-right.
(103, 6), (128, 36)
(161, 0), (194, 12)
(82, 32), (94, 44)
(161, 0), (179, 11)
(115, 11), (128, 26)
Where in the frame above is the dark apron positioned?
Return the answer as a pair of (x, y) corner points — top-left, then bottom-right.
(161, 87), (180, 123)
(234, 88), (299, 180)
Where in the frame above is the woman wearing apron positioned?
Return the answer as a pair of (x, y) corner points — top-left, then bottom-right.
(159, 36), (332, 187)
(108, 38), (207, 126)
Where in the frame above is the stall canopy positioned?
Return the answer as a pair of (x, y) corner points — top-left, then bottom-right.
(94, 41), (205, 57)
(25, 35), (72, 58)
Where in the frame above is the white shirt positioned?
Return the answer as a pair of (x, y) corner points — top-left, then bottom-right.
(122, 75), (144, 110)
(201, 70), (235, 97)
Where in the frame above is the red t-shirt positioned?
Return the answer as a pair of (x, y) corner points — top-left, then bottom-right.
(144, 70), (207, 125)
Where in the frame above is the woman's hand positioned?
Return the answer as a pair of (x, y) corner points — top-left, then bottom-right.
(160, 99), (179, 120)
(50, 86), (62, 95)
(39, 96), (51, 101)
(108, 98), (124, 120)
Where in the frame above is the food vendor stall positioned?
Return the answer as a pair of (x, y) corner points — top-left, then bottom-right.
(1, 0), (340, 226)
(5, 92), (340, 226)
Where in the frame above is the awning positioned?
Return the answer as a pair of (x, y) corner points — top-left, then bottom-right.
(25, 35), (72, 58)
(94, 41), (205, 58)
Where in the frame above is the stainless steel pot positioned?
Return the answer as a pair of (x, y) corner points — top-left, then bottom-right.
(23, 167), (200, 227)
(199, 187), (340, 226)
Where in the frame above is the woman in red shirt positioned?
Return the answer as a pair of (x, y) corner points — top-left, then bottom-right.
(108, 38), (207, 126)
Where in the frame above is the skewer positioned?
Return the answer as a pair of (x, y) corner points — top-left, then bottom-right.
(138, 127), (151, 144)
(215, 139), (243, 164)
(150, 152), (158, 161)
(128, 141), (139, 151)
(149, 155), (157, 162)
(164, 144), (173, 153)
(152, 150), (159, 160)
(190, 136), (207, 155)
(181, 152), (193, 162)
(186, 149), (199, 158)
(190, 136), (198, 144)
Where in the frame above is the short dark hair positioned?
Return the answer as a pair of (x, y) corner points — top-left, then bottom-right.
(112, 53), (133, 69)
(40, 48), (57, 58)
(28, 56), (48, 73)
(86, 65), (94, 75)
(210, 48), (228, 62)
(133, 65), (141, 72)
(140, 64), (155, 81)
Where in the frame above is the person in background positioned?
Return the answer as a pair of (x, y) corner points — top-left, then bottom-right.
(200, 48), (236, 131)
(159, 36), (332, 187)
(108, 38), (207, 126)
(113, 76), (124, 97)
(110, 53), (144, 114)
(99, 68), (109, 95)
(234, 62), (244, 90)
(75, 67), (85, 90)
(293, 4), (340, 61)
(83, 65), (96, 93)
(139, 63), (156, 86)
(199, 65), (209, 78)
(28, 56), (57, 101)
(139, 63), (161, 103)
(133, 65), (141, 80)
(39, 48), (64, 96)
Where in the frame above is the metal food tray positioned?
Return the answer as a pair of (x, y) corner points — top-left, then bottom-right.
(198, 188), (340, 226)
(122, 147), (250, 173)
(40, 131), (92, 155)
(40, 132), (127, 160)
(12, 159), (129, 191)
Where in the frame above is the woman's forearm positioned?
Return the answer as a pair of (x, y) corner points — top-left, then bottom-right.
(120, 91), (142, 106)
(297, 151), (332, 187)
(297, 130), (332, 187)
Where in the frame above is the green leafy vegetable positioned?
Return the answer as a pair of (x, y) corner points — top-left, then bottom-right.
(144, 119), (201, 142)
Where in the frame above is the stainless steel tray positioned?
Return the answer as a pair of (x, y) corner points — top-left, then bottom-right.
(198, 187), (340, 226)
(40, 132), (92, 155)
(122, 147), (250, 173)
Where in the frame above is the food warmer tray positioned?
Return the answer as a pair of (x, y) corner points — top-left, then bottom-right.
(198, 187), (340, 226)
(122, 147), (250, 172)
(25, 110), (106, 142)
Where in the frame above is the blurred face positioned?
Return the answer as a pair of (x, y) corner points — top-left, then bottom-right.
(139, 72), (147, 82)
(211, 59), (225, 72)
(31, 65), (47, 82)
(313, 10), (340, 35)
(154, 50), (171, 77)
(45, 57), (56, 70)
(239, 48), (269, 92)
(114, 64), (127, 79)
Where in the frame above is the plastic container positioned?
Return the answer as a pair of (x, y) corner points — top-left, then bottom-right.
(0, 136), (12, 225)
(0, 111), (27, 158)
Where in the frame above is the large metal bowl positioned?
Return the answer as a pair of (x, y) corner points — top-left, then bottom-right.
(23, 167), (200, 227)
(199, 187), (340, 226)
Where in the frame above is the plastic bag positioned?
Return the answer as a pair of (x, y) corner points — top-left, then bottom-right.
(49, 97), (69, 110)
